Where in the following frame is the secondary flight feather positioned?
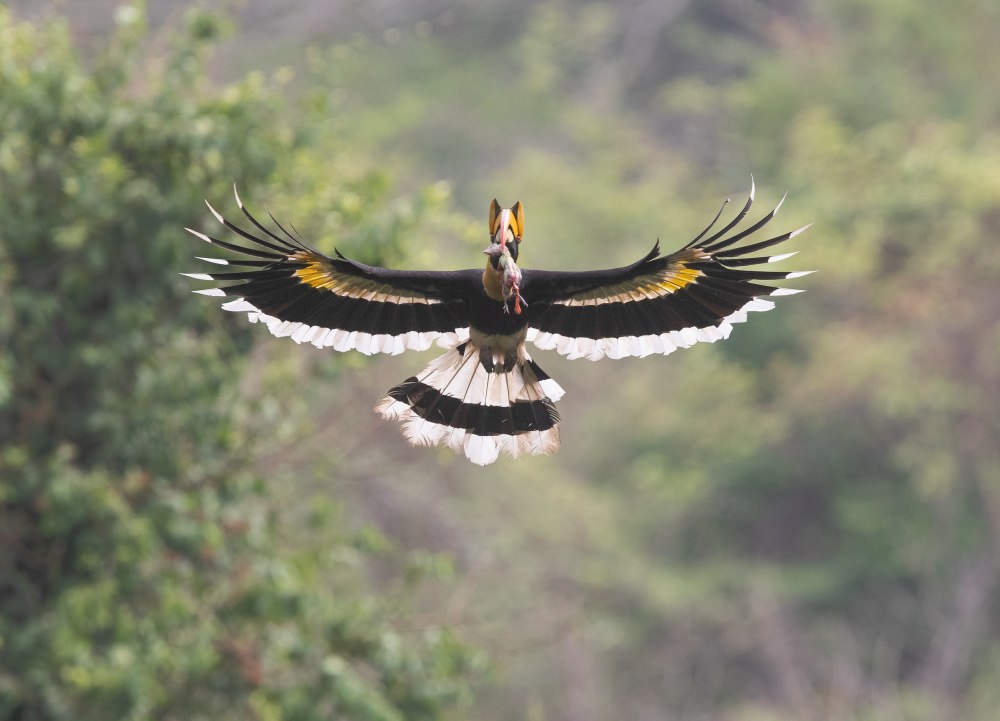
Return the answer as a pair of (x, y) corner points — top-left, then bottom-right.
(185, 180), (812, 465)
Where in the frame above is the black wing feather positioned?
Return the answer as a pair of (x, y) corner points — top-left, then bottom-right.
(522, 185), (812, 359)
(186, 191), (478, 354)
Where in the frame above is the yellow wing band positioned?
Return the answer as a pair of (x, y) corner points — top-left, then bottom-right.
(295, 256), (437, 303)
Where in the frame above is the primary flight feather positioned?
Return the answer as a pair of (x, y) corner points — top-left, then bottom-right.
(185, 180), (812, 465)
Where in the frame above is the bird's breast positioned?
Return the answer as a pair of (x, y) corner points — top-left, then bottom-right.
(468, 285), (531, 337)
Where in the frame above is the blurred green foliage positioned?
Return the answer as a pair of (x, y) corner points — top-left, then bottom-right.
(3, 1), (1000, 720)
(0, 6), (478, 720)
(269, 2), (1000, 719)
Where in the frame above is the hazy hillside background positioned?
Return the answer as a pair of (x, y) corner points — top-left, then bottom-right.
(3, 1), (1000, 719)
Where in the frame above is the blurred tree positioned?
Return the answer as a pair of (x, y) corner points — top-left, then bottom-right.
(260, 2), (1000, 719)
(6, 1), (1000, 720)
(0, 5), (477, 720)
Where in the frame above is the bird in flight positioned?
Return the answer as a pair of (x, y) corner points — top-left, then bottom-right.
(185, 181), (812, 465)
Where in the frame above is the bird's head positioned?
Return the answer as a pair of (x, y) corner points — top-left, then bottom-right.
(484, 198), (524, 267)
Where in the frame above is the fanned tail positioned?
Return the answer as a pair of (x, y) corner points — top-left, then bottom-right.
(374, 341), (563, 465)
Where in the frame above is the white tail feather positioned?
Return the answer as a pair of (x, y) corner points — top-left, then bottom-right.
(375, 340), (562, 465)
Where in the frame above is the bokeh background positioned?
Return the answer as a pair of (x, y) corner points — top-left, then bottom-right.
(3, 1), (1000, 719)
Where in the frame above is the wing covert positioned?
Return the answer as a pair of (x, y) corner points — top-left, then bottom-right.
(522, 182), (813, 360)
(184, 188), (475, 355)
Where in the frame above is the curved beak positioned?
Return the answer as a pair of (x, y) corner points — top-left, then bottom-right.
(484, 207), (512, 256)
(496, 208), (512, 252)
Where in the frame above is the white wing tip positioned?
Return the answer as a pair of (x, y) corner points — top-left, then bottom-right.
(221, 298), (258, 312)
(789, 223), (813, 239)
(744, 298), (776, 312)
(233, 183), (244, 209)
(770, 287), (806, 296)
(196, 256), (229, 265)
(767, 251), (798, 263)
(185, 227), (212, 243)
(181, 273), (215, 280)
(192, 288), (227, 297)
(773, 191), (788, 215)
(785, 270), (816, 279)
(204, 199), (225, 224)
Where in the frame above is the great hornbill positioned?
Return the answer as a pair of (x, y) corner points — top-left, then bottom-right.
(185, 181), (812, 465)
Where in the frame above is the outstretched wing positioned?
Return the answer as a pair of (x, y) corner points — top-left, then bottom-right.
(184, 188), (476, 355)
(521, 181), (813, 360)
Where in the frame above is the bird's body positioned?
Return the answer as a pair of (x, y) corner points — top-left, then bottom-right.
(186, 182), (812, 464)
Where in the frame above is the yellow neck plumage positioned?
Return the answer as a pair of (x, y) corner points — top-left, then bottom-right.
(482, 264), (504, 301)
